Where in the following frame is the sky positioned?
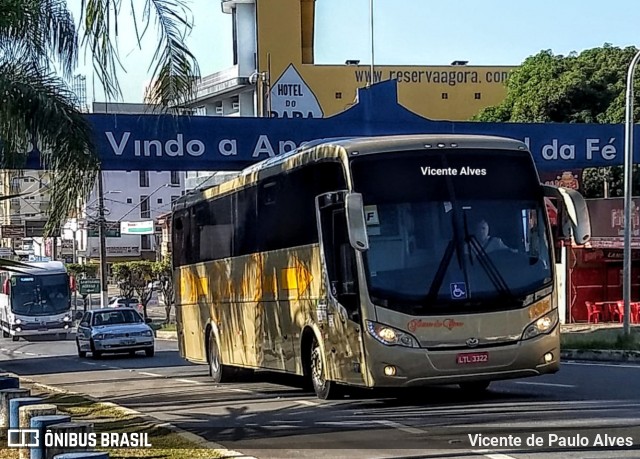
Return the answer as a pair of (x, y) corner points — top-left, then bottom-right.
(67, 0), (640, 104)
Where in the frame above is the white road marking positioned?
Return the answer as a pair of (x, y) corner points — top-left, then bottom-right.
(24, 352), (37, 356)
(13, 351), (22, 354)
(176, 378), (202, 385)
(229, 388), (254, 394)
(139, 371), (162, 377)
(374, 419), (424, 435)
(294, 400), (320, 407)
(472, 451), (517, 459)
(563, 361), (640, 369)
(513, 381), (576, 388)
(80, 362), (97, 366)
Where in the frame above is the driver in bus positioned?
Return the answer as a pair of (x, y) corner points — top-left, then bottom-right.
(468, 218), (517, 254)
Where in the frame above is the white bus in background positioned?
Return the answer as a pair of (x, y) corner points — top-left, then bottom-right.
(0, 261), (73, 341)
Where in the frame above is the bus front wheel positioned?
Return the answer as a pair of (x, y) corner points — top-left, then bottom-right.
(2, 330), (9, 338)
(309, 338), (342, 400)
(11, 336), (19, 342)
(207, 332), (233, 383)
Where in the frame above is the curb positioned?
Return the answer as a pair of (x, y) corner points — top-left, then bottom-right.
(6, 373), (257, 459)
(561, 349), (640, 363)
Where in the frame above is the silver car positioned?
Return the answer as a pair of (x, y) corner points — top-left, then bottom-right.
(75, 308), (155, 358)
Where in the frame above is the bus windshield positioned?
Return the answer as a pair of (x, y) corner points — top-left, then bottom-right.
(350, 149), (553, 315)
(10, 273), (70, 316)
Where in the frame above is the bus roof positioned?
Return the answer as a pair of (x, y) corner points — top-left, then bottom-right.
(173, 134), (528, 211)
(1, 261), (67, 275)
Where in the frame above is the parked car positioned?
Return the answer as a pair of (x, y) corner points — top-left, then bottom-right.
(108, 297), (140, 308)
(75, 308), (155, 358)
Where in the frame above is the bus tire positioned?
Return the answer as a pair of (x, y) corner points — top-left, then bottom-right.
(12, 336), (19, 342)
(207, 332), (233, 383)
(459, 381), (491, 394)
(309, 337), (342, 400)
(2, 330), (9, 338)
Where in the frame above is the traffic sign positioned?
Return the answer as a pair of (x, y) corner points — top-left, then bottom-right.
(78, 278), (101, 295)
(1, 225), (25, 238)
(87, 221), (121, 237)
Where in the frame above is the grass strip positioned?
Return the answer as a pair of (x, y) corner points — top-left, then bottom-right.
(561, 326), (640, 351)
(1, 390), (223, 459)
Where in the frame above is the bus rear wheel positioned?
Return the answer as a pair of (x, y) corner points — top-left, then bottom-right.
(208, 332), (233, 383)
(309, 338), (342, 400)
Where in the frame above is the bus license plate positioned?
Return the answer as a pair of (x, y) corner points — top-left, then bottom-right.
(456, 352), (488, 364)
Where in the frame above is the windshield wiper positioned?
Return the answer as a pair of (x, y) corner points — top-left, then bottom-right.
(426, 239), (455, 303)
(466, 235), (513, 299)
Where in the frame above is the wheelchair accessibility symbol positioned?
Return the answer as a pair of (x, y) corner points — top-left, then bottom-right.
(450, 283), (467, 299)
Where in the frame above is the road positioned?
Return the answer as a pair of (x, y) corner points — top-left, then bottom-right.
(1, 336), (639, 459)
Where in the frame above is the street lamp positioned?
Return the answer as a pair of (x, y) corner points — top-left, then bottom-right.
(622, 49), (640, 338)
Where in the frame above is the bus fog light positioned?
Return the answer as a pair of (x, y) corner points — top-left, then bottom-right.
(15, 327), (21, 333)
(384, 365), (397, 376)
(544, 352), (553, 363)
(64, 324), (70, 330)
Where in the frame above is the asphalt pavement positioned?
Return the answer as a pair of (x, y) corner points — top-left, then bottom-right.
(1, 336), (639, 459)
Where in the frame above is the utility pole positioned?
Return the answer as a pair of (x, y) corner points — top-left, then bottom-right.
(622, 49), (640, 338)
(97, 171), (109, 308)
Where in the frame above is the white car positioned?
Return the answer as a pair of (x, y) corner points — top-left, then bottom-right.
(108, 297), (140, 308)
(75, 308), (155, 358)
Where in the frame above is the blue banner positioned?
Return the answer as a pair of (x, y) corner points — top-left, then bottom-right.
(23, 80), (637, 172)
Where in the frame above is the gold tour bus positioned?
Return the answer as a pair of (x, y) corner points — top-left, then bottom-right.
(171, 134), (590, 399)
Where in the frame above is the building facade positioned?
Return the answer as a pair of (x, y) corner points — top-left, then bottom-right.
(184, 0), (516, 122)
(0, 171), (53, 259)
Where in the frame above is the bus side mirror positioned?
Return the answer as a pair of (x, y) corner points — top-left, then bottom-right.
(543, 185), (591, 246)
(2, 280), (9, 295)
(345, 192), (369, 252)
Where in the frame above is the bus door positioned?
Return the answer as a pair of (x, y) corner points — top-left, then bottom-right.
(317, 192), (367, 386)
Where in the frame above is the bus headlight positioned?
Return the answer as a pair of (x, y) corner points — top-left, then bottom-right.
(14, 318), (22, 325)
(366, 320), (419, 348)
(63, 316), (71, 322)
(522, 309), (558, 340)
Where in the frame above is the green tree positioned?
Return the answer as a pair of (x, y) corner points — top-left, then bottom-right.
(66, 262), (99, 279)
(0, 0), (200, 242)
(111, 261), (155, 318)
(152, 257), (174, 324)
(472, 44), (640, 198)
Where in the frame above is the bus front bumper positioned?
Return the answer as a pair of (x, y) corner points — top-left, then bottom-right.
(364, 325), (560, 388)
(9, 322), (72, 336)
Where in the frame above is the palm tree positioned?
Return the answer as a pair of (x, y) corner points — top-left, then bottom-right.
(0, 0), (200, 243)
